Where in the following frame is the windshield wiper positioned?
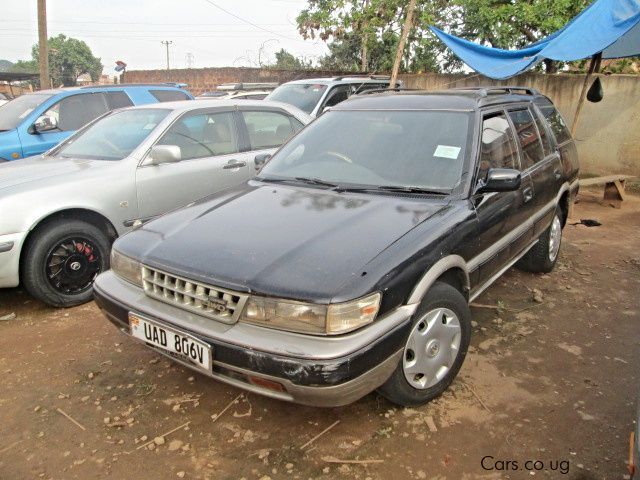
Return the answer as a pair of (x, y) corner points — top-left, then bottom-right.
(375, 185), (449, 195)
(293, 177), (339, 188)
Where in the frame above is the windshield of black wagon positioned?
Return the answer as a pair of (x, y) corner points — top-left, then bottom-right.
(260, 109), (472, 191)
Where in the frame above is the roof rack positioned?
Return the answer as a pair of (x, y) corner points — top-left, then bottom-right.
(216, 82), (278, 91)
(80, 83), (188, 89)
(355, 86), (419, 95)
(332, 74), (391, 81)
(453, 86), (540, 97)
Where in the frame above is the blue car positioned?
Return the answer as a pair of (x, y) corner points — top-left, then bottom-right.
(0, 84), (193, 161)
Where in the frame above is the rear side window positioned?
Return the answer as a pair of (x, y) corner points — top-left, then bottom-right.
(104, 91), (133, 109)
(534, 98), (571, 145)
(150, 90), (190, 102)
(507, 109), (545, 170)
(242, 111), (300, 149)
(479, 112), (519, 180)
(44, 93), (109, 131)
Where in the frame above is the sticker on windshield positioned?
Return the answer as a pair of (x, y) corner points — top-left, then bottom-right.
(433, 145), (461, 160)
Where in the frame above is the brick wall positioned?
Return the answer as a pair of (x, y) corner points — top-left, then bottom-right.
(121, 67), (354, 96)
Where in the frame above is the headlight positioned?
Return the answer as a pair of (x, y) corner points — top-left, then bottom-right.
(110, 249), (142, 287)
(240, 292), (381, 335)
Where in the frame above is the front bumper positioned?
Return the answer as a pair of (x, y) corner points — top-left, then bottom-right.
(93, 271), (415, 407)
(0, 231), (27, 288)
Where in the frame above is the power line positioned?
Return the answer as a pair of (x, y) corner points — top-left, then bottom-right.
(161, 40), (173, 70)
(201, 0), (305, 43)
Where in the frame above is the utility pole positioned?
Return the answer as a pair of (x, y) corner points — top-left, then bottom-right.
(390, 0), (417, 87)
(37, 0), (50, 89)
(185, 52), (194, 68)
(161, 40), (173, 71)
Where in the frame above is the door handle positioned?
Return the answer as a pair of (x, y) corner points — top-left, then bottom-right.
(523, 186), (533, 203)
(222, 159), (247, 170)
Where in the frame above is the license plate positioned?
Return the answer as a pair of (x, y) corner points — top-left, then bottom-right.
(128, 313), (212, 372)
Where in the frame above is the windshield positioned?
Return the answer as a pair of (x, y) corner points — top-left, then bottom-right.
(267, 83), (328, 113)
(260, 110), (472, 192)
(0, 93), (53, 131)
(55, 108), (170, 160)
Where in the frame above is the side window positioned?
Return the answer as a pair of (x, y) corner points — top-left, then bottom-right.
(323, 87), (350, 108)
(150, 90), (191, 102)
(534, 97), (571, 145)
(479, 112), (519, 181)
(507, 109), (545, 170)
(157, 111), (238, 160)
(104, 91), (134, 109)
(43, 93), (109, 131)
(532, 107), (552, 156)
(242, 110), (296, 149)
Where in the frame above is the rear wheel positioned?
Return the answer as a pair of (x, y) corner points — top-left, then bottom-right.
(377, 282), (471, 407)
(516, 207), (563, 273)
(21, 220), (110, 307)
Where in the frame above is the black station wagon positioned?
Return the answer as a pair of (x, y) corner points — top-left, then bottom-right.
(94, 86), (579, 407)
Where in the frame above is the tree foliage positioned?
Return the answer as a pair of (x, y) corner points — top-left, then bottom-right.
(16, 34), (103, 87)
(297, 0), (598, 74)
(272, 48), (313, 70)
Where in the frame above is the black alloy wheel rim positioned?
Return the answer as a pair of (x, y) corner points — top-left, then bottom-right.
(45, 237), (102, 295)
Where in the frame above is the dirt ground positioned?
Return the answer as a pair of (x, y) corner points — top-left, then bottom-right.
(0, 189), (638, 480)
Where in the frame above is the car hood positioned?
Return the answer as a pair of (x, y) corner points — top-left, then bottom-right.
(121, 182), (452, 303)
(0, 154), (109, 191)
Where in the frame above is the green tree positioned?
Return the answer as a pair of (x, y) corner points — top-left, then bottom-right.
(272, 48), (312, 70)
(27, 34), (103, 86)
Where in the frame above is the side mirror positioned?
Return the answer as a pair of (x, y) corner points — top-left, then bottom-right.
(478, 168), (521, 193)
(148, 145), (181, 165)
(254, 153), (271, 170)
(32, 115), (58, 134)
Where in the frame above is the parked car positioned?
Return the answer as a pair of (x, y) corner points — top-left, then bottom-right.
(94, 86), (579, 407)
(0, 99), (310, 307)
(0, 83), (193, 162)
(265, 75), (401, 117)
(197, 83), (278, 101)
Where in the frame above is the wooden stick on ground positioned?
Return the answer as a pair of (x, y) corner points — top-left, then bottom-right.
(134, 421), (191, 452)
(462, 382), (492, 413)
(300, 420), (340, 450)
(322, 456), (384, 464)
(211, 393), (243, 424)
(56, 408), (86, 431)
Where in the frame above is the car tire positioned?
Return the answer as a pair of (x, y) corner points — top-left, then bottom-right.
(516, 207), (563, 274)
(21, 219), (110, 308)
(377, 281), (471, 407)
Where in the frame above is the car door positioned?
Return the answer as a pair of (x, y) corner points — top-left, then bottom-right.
(237, 108), (305, 168)
(21, 92), (110, 157)
(135, 108), (251, 220)
(507, 106), (561, 239)
(471, 110), (535, 285)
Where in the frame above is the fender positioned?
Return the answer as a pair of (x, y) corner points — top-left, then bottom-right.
(406, 255), (470, 306)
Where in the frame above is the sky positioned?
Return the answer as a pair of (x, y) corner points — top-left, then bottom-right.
(1, 0), (329, 75)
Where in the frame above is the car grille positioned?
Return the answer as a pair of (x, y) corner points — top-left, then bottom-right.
(141, 265), (248, 323)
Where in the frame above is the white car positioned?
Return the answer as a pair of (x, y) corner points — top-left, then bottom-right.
(0, 99), (310, 307)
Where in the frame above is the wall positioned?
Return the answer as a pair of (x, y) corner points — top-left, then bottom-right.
(121, 67), (351, 96)
(399, 72), (640, 176)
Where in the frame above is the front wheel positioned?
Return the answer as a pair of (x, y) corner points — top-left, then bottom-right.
(377, 282), (471, 407)
(516, 208), (563, 273)
(21, 220), (110, 307)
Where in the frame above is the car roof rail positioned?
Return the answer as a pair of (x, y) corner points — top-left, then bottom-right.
(216, 82), (279, 91)
(332, 74), (391, 81)
(355, 86), (420, 95)
(452, 86), (540, 97)
(79, 83), (188, 89)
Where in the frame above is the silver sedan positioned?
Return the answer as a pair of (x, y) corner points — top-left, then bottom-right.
(0, 99), (310, 307)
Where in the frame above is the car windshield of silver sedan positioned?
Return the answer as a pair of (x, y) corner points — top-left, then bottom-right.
(258, 110), (471, 192)
(54, 108), (170, 160)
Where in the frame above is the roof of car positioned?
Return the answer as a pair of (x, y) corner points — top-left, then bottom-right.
(32, 84), (188, 96)
(125, 99), (311, 119)
(333, 87), (545, 111)
(281, 76), (393, 86)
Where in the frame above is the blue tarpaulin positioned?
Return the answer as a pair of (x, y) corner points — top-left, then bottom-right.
(430, 0), (640, 79)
